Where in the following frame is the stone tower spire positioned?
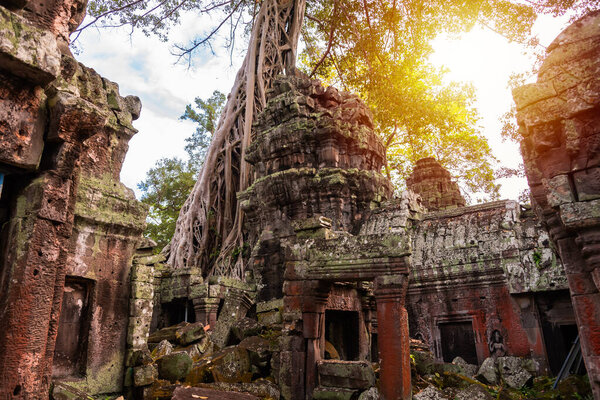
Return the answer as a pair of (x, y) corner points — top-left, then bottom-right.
(406, 157), (466, 211)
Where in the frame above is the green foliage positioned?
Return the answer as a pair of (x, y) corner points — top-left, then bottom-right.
(138, 91), (225, 250)
(300, 0), (546, 200)
(138, 157), (197, 251)
(180, 90), (226, 171)
(83, 0), (600, 201)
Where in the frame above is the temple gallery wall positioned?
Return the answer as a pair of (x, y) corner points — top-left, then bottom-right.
(0, 0), (599, 399)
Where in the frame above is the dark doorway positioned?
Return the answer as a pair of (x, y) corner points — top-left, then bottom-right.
(439, 321), (478, 365)
(542, 323), (581, 375)
(370, 333), (379, 362)
(163, 299), (196, 327)
(536, 291), (582, 375)
(52, 277), (93, 378)
(325, 310), (359, 361)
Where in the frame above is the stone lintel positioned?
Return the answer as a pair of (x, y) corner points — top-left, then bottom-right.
(408, 268), (508, 293)
(307, 256), (409, 282)
(421, 199), (518, 221)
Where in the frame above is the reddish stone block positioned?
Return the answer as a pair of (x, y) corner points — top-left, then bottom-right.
(284, 297), (303, 317)
(530, 122), (562, 153)
(38, 173), (74, 223)
(0, 75), (46, 170)
(538, 146), (572, 179)
(302, 312), (322, 339)
(574, 167), (600, 201)
(566, 272), (598, 295)
(570, 294), (600, 382)
(283, 280), (303, 296)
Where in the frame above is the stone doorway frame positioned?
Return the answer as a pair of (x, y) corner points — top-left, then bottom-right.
(285, 255), (412, 400)
(433, 313), (484, 365)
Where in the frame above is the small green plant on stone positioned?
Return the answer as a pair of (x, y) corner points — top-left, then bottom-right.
(532, 250), (542, 269)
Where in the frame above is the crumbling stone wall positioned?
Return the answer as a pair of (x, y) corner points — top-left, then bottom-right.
(407, 198), (567, 371)
(151, 75), (418, 400)
(513, 11), (600, 397)
(0, 0), (146, 397)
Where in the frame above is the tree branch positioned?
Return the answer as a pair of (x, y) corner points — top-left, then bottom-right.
(71, 0), (144, 42)
(173, 0), (244, 61)
(309, 0), (338, 78)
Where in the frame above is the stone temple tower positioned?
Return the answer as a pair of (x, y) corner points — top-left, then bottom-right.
(406, 157), (466, 211)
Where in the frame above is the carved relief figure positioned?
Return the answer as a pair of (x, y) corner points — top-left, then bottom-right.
(489, 329), (507, 358)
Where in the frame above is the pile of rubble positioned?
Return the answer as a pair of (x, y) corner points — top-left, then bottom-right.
(124, 321), (282, 399)
(411, 351), (591, 400)
(52, 325), (592, 399)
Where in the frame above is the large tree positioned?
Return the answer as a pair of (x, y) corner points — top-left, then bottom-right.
(80, 0), (598, 278)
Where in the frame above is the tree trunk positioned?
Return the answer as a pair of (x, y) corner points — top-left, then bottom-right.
(167, 0), (306, 279)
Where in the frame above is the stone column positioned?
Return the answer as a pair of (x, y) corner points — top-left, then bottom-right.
(374, 275), (411, 400)
(210, 288), (253, 348)
(192, 297), (220, 327)
(301, 281), (329, 400)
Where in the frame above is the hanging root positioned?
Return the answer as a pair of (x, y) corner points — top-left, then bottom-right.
(167, 0), (306, 280)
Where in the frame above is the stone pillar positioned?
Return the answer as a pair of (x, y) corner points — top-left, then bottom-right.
(0, 5), (65, 397)
(210, 288), (254, 348)
(280, 262), (307, 400)
(193, 297), (220, 327)
(301, 281), (329, 400)
(374, 275), (411, 400)
(512, 11), (600, 397)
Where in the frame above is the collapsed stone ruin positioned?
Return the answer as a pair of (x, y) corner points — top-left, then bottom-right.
(0, 0), (599, 399)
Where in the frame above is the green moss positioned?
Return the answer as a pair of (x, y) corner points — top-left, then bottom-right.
(68, 351), (124, 395)
(532, 250), (542, 269)
(106, 91), (120, 110)
(75, 173), (147, 231)
(9, 13), (23, 47)
(11, 178), (45, 260)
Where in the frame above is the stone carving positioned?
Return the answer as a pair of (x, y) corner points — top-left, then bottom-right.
(489, 330), (507, 358)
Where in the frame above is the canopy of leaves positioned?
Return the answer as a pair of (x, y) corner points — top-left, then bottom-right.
(299, 0), (549, 199)
(138, 90), (225, 250)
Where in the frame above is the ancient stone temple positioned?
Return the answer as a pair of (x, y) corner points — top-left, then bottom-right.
(138, 74), (579, 400)
(406, 157), (465, 211)
(2, 0), (600, 398)
(513, 10), (600, 398)
(406, 161), (572, 374)
(144, 76), (419, 400)
(0, 0), (146, 397)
